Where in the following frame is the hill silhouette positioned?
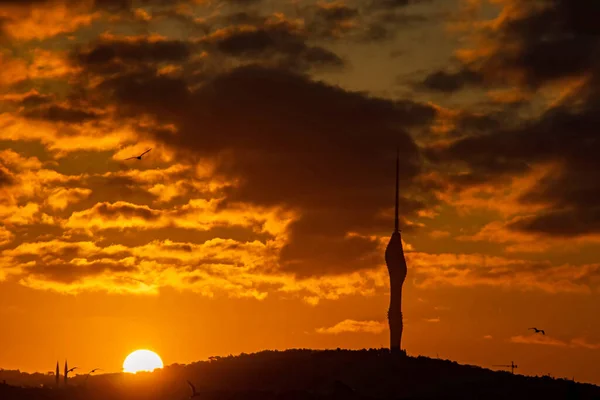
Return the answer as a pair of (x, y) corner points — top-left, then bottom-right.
(1, 349), (599, 400)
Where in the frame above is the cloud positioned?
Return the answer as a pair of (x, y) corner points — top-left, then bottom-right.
(200, 16), (345, 72)
(429, 230), (450, 239)
(457, 218), (600, 253)
(425, 1), (600, 240)
(483, 335), (493, 340)
(77, 34), (192, 67)
(454, 0), (600, 89)
(316, 319), (387, 334)
(295, 0), (437, 43)
(427, 91), (600, 237)
(81, 63), (436, 277)
(418, 68), (482, 93)
(0, 1), (98, 40)
(46, 188), (92, 210)
(64, 200), (293, 237)
(24, 105), (100, 123)
(0, 226), (13, 246)
(1, 236), (390, 301)
(510, 335), (600, 350)
(407, 252), (600, 294)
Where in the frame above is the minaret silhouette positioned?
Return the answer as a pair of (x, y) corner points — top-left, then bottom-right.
(64, 360), (68, 386)
(385, 148), (408, 355)
(55, 361), (60, 388)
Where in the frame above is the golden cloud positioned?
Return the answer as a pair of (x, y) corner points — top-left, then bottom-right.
(0, 1), (98, 41)
(457, 219), (600, 253)
(316, 319), (387, 334)
(0, 113), (137, 153)
(510, 335), (600, 350)
(0, 226), (13, 246)
(46, 188), (92, 210)
(1, 236), (390, 302)
(64, 200), (295, 237)
(407, 252), (600, 294)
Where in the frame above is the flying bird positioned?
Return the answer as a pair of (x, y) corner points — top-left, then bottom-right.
(125, 148), (151, 160)
(187, 380), (201, 398)
(528, 327), (545, 335)
(84, 368), (102, 382)
(67, 367), (78, 373)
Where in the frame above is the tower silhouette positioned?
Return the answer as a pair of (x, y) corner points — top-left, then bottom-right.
(64, 360), (68, 386)
(385, 148), (408, 355)
(55, 361), (59, 387)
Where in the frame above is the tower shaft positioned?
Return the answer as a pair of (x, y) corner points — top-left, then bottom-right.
(385, 148), (407, 354)
(388, 283), (403, 353)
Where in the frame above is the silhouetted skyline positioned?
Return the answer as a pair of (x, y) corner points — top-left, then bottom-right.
(0, 0), (599, 386)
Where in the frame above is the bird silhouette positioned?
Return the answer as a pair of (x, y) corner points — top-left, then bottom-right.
(67, 367), (78, 373)
(84, 368), (102, 382)
(529, 327), (545, 335)
(125, 148), (151, 160)
(187, 380), (201, 398)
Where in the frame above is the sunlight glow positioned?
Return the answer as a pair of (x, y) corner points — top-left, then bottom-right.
(123, 349), (164, 373)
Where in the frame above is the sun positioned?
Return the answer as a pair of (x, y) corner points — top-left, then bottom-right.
(123, 349), (164, 373)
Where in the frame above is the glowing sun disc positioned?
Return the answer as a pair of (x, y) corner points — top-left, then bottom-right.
(123, 349), (164, 373)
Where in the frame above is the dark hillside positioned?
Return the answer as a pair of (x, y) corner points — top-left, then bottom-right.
(1, 349), (599, 400)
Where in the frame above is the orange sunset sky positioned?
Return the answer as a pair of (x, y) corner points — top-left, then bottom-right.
(1, 0), (600, 385)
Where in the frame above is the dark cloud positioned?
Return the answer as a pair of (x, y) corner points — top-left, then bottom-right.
(219, 12), (268, 26)
(224, 0), (262, 5)
(19, 92), (54, 107)
(89, 64), (436, 276)
(0, 165), (15, 187)
(77, 38), (191, 66)
(316, 3), (359, 22)
(419, 68), (482, 93)
(460, 0), (600, 88)
(507, 209), (600, 238)
(359, 9), (436, 43)
(427, 83), (600, 236)
(203, 23), (344, 72)
(93, 0), (132, 11)
(93, 202), (161, 221)
(367, 0), (431, 10)
(303, 2), (359, 40)
(425, 0), (600, 237)
(295, 0), (434, 43)
(24, 105), (99, 123)
(0, 0), (47, 3)
(24, 259), (135, 284)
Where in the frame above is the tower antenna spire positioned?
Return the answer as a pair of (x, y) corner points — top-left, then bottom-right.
(394, 147), (399, 233)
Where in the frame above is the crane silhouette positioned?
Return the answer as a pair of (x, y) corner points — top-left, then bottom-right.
(493, 361), (518, 374)
(125, 148), (151, 160)
(529, 327), (545, 335)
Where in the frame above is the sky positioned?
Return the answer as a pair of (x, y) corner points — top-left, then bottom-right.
(1, 0), (600, 384)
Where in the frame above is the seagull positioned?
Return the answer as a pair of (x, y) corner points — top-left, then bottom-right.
(125, 148), (151, 161)
(84, 368), (102, 382)
(528, 327), (545, 335)
(187, 380), (201, 398)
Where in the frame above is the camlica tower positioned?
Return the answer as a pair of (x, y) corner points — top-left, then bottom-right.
(385, 148), (408, 355)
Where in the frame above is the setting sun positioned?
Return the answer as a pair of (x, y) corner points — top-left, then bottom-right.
(123, 350), (164, 373)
